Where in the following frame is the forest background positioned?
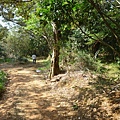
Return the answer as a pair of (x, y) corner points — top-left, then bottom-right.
(0, 0), (120, 119)
(0, 0), (120, 82)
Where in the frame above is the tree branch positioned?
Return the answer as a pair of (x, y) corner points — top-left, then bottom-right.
(0, 0), (32, 4)
(88, 0), (120, 45)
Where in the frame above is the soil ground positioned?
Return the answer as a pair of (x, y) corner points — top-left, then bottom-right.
(0, 60), (120, 120)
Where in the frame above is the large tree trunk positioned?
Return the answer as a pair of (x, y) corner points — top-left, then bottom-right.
(50, 46), (60, 78)
(49, 22), (60, 79)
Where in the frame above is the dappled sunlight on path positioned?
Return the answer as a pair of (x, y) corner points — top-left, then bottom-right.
(0, 63), (47, 120)
(0, 63), (81, 120)
(0, 62), (120, 120)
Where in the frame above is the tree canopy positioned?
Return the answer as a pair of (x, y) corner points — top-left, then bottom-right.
(0, 0), (120, 75)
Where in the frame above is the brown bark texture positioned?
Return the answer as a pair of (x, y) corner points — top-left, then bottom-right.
(50, 22), (60, 79)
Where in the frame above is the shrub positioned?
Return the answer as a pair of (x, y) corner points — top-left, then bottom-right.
(17, 57), (28, 63)
(0, 70), (7, 93)
(74, 51), (106, 73)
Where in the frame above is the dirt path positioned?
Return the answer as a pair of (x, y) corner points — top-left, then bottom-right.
(0, 62), (120, 120)
(0, 62), (83, 120)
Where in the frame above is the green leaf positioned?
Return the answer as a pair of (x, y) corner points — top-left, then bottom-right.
(62, 2), (69, 6)
(72, 3), (81, 11)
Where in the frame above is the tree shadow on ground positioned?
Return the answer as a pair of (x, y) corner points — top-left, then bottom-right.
(90, 76), (120, 104)
(0, 65), (76, 120)
(0, 83), (79, 120)
(81, 76), (120, 120)
(0, 62), (120, 120)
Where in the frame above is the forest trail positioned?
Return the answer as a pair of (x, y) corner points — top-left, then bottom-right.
(0, 61), (120, 120)
(0, 61), (85, 120)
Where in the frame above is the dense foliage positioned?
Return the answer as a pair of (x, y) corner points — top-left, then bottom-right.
(0, 70), (7, 93)
(0, 0), (120, 72)
(0, 2), (120, 119)
(0, 25), (8, 58)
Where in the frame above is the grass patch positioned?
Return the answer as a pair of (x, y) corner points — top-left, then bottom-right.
(38, 59), (51, 72)
(0, 58), (15, 64)
(104, 63), (120, 80)
(0, 70), (7, 94)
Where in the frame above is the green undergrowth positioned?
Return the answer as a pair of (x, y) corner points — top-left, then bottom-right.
(104, 63), (120, 81)
(0, 58), (14, 63)
(0, 70), (7, 94)
(0, 57), (29, 64)
(63, 51), (107, 73)
(38, 59), (51, 72)
(61, 50), (120, 82)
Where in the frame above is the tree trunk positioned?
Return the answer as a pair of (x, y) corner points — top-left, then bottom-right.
(49, 22), (60, 79)
(50, 46), (60, 78)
